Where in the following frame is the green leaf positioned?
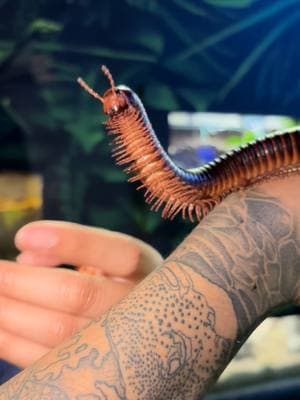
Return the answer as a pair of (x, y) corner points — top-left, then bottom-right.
(242, 130), (256, 143)
(128, 28), (164, 55)
(28, 18), (62, 35)
(225, 130), (257, 147)
(173, 0), (207, 16)
(178, 87), (216, 111)
(65, 123), (105, 153)
(1, 99), (32, 135)
(278, 117), (298, 129)
(218, 10), (300, 100)
(125, 0), (160, 12)
(158, 4), (194, 45)
(173, 0), (299, 61)
(144, 83), (179, 110)
(32, 41), (157, 63)
(94, 166), (126, 183)
(126, 205), (162, 234)
(0, 43), (14, 63)
(203, 0), (256, 8)
(89, 208), (128, 230)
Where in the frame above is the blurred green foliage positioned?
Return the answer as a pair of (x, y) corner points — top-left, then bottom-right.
(1, 0), (300, 255)
(225, 130), (256, 147)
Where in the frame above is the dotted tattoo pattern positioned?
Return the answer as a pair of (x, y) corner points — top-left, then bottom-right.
(1, 189), (299, 399)
(0, 266), (231, 400)
(101, 265), (231, 399)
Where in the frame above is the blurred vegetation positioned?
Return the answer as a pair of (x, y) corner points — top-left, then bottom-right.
(1, 0), (300, 255)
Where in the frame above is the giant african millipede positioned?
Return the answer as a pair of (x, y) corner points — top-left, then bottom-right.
(78, 66), (300, 222)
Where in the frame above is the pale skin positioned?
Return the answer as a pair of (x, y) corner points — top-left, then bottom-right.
(0, 221), (162, 368)
(0, 176), (299, 399)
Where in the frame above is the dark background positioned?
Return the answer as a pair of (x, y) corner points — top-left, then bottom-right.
(1, 0), (300, 255)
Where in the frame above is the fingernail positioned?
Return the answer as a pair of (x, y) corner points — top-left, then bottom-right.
(16, 252), (35, 264)
(15, 227), (58, 250)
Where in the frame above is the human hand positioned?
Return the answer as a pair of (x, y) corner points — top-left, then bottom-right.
(0, 221), (163, 368)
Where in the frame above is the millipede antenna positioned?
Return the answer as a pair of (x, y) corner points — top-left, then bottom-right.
(101, 65), (116, 93)
(77, 77), (104, 103)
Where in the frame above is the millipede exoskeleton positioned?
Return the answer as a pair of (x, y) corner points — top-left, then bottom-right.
(78, 66), (300, 222)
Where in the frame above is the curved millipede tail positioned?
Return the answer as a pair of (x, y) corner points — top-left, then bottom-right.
(78, 67), (300, 223)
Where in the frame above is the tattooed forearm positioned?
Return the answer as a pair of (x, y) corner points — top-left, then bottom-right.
(0, 186), (299, 399)
(1, 265), (233, 399)
(168, 189), (300, 336)
(100, 265), (232, 399)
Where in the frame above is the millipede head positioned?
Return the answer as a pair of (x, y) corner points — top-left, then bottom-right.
(78, 65), (132, 116)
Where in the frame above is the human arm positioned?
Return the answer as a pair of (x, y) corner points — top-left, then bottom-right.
(0, 221), (162, 367)
(0, 178), (299, 399)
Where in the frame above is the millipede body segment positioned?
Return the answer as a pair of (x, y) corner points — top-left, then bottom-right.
(78, 66), (300, 222)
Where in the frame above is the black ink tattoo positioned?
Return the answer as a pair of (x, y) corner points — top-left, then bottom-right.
(0, 367), (70, 399)
(0, 266), (231, 399)
(1, 188), (299, 399)
(100, 265), (232, 399)
(169, 189), (300, 336)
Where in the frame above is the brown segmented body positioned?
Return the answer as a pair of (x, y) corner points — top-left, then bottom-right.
(78, 66), (300, 222)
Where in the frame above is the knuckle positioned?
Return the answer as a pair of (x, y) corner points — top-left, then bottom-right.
(60, 276), (100, 314)
(124, 246), (141, 275)
(75, 279), (100, 314)
(51, 316), (77, 342)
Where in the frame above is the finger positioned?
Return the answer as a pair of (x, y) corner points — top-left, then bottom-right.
(15, 221), (146, 276)
(16, 251), (61, 267)
(0, 261), (135, 318)
(0, 329), (49, 368)
(0, 295), (88, 347)
(16, 251), (106, 278)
